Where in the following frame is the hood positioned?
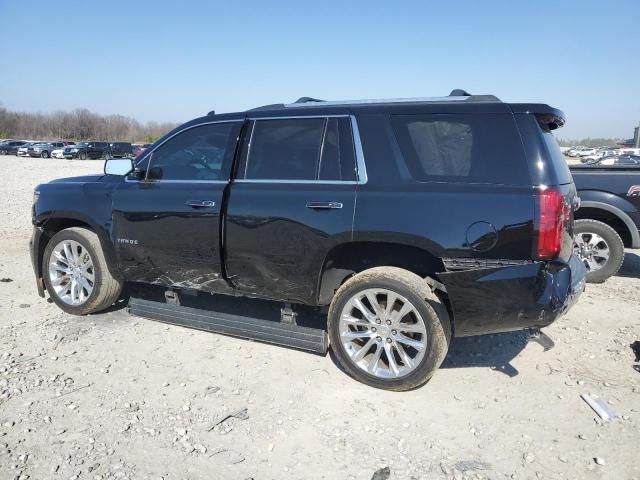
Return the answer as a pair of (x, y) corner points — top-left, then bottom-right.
(49, 174), (106, 184)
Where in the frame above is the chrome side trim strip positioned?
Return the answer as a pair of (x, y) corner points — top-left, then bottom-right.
(349, 115), (368, 184)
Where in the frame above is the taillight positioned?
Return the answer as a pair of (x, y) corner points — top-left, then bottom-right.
(536, 188), (570, 260)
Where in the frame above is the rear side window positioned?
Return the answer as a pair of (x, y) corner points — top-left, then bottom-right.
(391, 114), (530, 185)
(241, 117), (357, 181)
(537, 123), (572, 185)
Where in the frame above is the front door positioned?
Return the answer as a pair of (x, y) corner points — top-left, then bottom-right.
(111, 120), (242, 292)
(225, 116), (360, 304)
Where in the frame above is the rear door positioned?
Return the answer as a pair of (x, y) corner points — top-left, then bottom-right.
(225, 115), (360, 304)
(111, 120), (242, 292)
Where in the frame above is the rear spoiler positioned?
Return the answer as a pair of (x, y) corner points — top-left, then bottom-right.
(510, 103), (566, 130)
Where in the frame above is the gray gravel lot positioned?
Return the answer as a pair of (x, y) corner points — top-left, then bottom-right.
(0, 156), (639, 480)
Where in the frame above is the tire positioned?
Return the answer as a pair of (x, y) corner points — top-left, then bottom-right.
(42, 227), (123, 315)
(41, 151), (49, 158)
(573, 219), (624, 283)
(327, 266), (451, 391)
(103, 151), (112, 160)
(79, 151), (87, 160)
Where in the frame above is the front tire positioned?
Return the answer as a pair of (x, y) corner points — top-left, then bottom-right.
(79, 151), (87, 160)
(573, 219), (624, 283)
(43, 227), (123, 315)
(328, 267), (451, 391)
(41, 151), (49, 158)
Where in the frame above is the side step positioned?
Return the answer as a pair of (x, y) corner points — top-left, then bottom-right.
(127, 297), (328, 354)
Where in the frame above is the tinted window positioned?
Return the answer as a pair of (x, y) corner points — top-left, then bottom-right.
(318, 117), (357, 181)
(245, 118), (324, 180)
(147, 123), (234, 181)
(392, 114), (530, 185)
(538, 124), (572, 185)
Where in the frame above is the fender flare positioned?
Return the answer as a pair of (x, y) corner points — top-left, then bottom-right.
(579, 200), (640, 248)
(34, 212), (121, 282)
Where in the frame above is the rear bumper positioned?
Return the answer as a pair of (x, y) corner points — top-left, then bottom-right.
(439, 255), (586, 337)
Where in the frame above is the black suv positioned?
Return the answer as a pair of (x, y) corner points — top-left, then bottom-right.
(30, 91), (586, 390)
(63, 141), (110, 160)
(108, 142), (133, 158)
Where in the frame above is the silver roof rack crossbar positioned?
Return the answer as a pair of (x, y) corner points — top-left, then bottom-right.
(284, 90), (500, 108)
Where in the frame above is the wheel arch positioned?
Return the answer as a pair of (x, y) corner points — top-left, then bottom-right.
(316, 241), (445, 306)
(576, 200), (640, 248)
(35, 214), (121, 287)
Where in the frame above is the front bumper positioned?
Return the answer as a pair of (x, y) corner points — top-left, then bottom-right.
(439, 254), (586, 337)
(30, 226), (46, 297)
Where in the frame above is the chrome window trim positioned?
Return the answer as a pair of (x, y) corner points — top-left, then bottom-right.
(238, 115), (368, 185)
(128, 119), (243, 184)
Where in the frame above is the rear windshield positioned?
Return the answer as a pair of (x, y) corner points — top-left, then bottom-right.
(391, 113), (530, 185)
(537, 124), (572, 185)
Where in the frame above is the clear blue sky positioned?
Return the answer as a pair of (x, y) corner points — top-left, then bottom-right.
(1, 0), (639, 139)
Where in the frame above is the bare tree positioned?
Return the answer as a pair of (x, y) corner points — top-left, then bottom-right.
(0, 103), (178, 142)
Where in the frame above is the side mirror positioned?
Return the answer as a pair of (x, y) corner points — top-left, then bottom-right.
(104, 158), (134, 176)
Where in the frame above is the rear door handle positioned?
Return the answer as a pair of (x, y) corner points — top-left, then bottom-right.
(186, 200), (215, 208)
(306, 201), (343, 210)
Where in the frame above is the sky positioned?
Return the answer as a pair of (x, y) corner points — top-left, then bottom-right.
(1, 0), (639, 139)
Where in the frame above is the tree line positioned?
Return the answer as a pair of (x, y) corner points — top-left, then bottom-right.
(0, 103), (178, 143)
(557, 137), (625, 148)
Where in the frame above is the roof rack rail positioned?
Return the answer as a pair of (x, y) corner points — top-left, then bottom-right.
(283, 90), (500, 108)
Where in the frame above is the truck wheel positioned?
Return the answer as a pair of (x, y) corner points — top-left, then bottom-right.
(103, 151), (112, 160)
(327, 267), (451, 391)
(41, 151), (49, 158)
(79, 152), (87, 160)
(573, 219), (624, 283)
(43, 227), (123, 315)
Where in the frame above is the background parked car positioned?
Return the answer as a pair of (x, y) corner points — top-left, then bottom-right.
(581, 149), (618, 162)
(108, 142), (133, 158)
(17, 142), (37, 157)
(51, 147), (66, 159)
(0, 140), (28, 155)
(63, 141), (110, 160)
(585, 155), (640, 166)
(27, 141), (65, 158)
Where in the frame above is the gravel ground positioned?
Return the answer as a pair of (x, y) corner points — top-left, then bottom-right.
(0, 156), (639, 480)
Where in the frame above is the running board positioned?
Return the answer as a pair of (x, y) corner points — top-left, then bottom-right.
(127, 297), (328, 354)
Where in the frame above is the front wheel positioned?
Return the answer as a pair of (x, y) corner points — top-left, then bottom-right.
(573, 219), (624, 283)
(328, 267), (451, 391)
(43, 227), (123, 315)
(41, 151), (49, 158)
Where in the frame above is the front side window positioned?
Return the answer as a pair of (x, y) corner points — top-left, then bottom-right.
(241, 117), (357, 181)
(147, 123), (235, 181)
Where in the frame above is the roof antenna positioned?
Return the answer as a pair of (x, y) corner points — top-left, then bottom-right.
(449, 89), (471, 97)
(294, 97), (324, 104)
(207, 110), (215, 115)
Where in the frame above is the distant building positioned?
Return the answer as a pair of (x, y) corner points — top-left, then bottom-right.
(618, 125), (640, 147)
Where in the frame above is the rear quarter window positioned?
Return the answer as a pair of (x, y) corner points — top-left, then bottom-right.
(391, 113), (530, 185)
(537, 123), (572, 185)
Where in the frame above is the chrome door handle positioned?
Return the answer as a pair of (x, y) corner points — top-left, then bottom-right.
(186, 200), (215, 208)
(306, 201), (343, 210)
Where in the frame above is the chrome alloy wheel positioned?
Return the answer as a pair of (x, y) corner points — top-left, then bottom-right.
(339, 288), (427, 379)
(48, 240), (95, 305)
(574, 232), (610, 272)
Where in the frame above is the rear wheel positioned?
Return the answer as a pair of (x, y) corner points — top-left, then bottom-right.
(328, 267), (451, 391)
(573, 219), (624, 283)
(43, 227), (122, 315)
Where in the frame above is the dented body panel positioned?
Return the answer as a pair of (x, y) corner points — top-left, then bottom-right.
(31, 98), (586, 337)
(438, 255), (586, 336)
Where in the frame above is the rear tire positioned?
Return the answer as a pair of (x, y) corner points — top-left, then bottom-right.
(327, 267), (451, 391)
(573, 219), (624, 283)
(43, 227), (123, 315)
